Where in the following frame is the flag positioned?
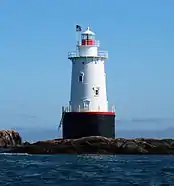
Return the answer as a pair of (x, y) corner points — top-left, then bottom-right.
(76, 24), (82, 32)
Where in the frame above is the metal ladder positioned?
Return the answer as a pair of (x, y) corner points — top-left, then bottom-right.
(58, 111), (65, 132)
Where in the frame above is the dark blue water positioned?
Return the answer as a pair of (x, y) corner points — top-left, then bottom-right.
(0, 154), (174, 185)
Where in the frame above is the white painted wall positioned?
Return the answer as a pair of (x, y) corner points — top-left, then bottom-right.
(70, 57), (108, 112)
(79, 45), (98, 56)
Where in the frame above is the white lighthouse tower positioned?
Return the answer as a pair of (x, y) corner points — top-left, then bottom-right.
(61, 25), (115, 139)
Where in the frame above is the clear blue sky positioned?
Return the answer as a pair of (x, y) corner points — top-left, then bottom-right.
(0, 0), (174, 131)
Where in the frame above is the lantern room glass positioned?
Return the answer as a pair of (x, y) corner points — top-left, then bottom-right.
(81, 34), (95, 40)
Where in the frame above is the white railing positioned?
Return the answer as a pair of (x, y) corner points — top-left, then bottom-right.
(68, 50), (108, 59)
(98, 51), (108, 58)
(68, 51), (77, 58)
(61, 104), (116, 113)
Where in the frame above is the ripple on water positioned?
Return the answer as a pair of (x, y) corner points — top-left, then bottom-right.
(0, 154), (174, 185)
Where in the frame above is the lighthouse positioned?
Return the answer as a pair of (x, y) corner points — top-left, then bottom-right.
(60, 25), (115, 139)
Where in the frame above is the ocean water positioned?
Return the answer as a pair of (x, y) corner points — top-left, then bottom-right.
(0, 154), (174, 185)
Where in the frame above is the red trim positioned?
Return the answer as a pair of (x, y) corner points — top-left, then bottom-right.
(81, 39), (95, 46)
(67, 112), (115, 116)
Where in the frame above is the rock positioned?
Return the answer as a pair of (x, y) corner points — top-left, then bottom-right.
(0, 130), (22, 148)
(23, 141), (30, 145)
(7, 136), (174, 155)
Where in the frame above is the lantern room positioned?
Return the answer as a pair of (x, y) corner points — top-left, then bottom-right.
(81, 27), (95, 46)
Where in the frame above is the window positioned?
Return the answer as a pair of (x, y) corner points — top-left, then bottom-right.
(81, 34), (94, 40)
(82, 34), (88, 40)
(79, 75), (83, 82)
(88, 35), (94, 40)
(83, 100), (90, 110)
(95, 89), (99, 96)
(79, 72), (84, 82)
(93, 87), (100, 96)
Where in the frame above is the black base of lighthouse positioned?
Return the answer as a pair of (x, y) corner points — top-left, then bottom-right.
(62, 112), (115, 139)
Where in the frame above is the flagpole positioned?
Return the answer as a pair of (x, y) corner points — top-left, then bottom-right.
(76, 29), (78, 56)
(75, 25), (82, 56)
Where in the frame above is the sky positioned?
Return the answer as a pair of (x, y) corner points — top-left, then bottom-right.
(0, 0), (174, 134)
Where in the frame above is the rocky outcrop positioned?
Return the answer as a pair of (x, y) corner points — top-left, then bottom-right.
(0, 130), (22, 148)
(8, 136), (174, 154)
